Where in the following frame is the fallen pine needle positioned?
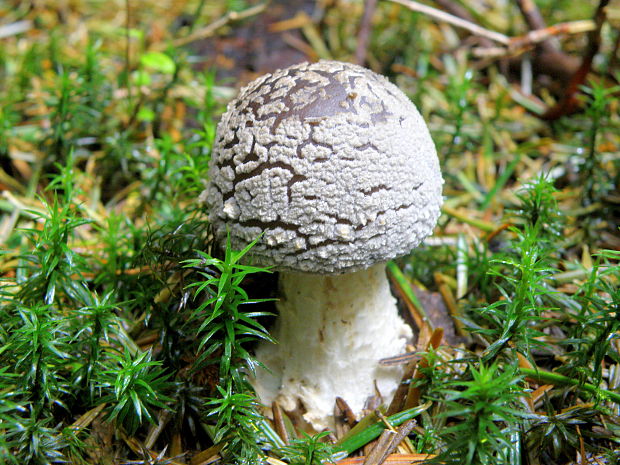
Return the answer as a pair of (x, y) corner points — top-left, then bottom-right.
(337, 453), (435, 464)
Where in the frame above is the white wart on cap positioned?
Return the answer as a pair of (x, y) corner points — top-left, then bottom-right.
(206, 60), (443, 274)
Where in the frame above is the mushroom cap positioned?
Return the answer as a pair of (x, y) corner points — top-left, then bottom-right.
(206, 60), (443, 274)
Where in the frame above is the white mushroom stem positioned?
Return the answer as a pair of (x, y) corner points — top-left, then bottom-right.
(252, 263), (412, 430)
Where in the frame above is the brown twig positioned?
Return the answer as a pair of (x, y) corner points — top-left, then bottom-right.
(362, 429), (396, 465)
(515, 0), (582, 85)
(362, 420), (417, 465)
(388, 0), (511, 45)
(432, 0), (476, 26)
(509, 20), (595, 50)
(433, 0), (495, 49)
(356, 0), (379, 65)
(608, 27), (620, 73)
(472, 20), (594, 62)
(541, 0), (610, 120)
(392, 0), (583, 86)
(165, 3), (267, 49)
(516, 0), (553, 52)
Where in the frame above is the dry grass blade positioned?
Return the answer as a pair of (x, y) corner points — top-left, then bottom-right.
(190, 445), (224, 465)
(363, 420), (417, 465)
(509, 20), (595, 49)
(337, 453), (435, 465)
(167, 3), (268, 49)
(387, 262), (433, 331)
(362, 429), (397, 465)
(69, 403), (107, 431)
(272, 401), (291, 445)
(0, 19), (32, 38)
(387, 0), (511, 44)
(404, 328), (444, 410)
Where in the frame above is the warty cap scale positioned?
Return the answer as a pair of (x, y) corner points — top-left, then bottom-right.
(205, 60), (443, 274)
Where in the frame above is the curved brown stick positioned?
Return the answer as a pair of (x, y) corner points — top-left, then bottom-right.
(356, 0), (379, 65)
(541, 0), (610, 120)
(516, 0), (581, 85)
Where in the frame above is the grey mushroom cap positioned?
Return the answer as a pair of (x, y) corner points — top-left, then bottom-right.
(206, 60), (443, 274)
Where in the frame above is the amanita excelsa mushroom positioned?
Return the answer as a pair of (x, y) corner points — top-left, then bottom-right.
(205, 60), (443, 429)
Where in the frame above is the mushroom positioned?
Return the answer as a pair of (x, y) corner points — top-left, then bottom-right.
(205, 60), (443, 430)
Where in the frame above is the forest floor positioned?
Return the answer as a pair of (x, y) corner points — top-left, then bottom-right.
(0, 1), (619, 464)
